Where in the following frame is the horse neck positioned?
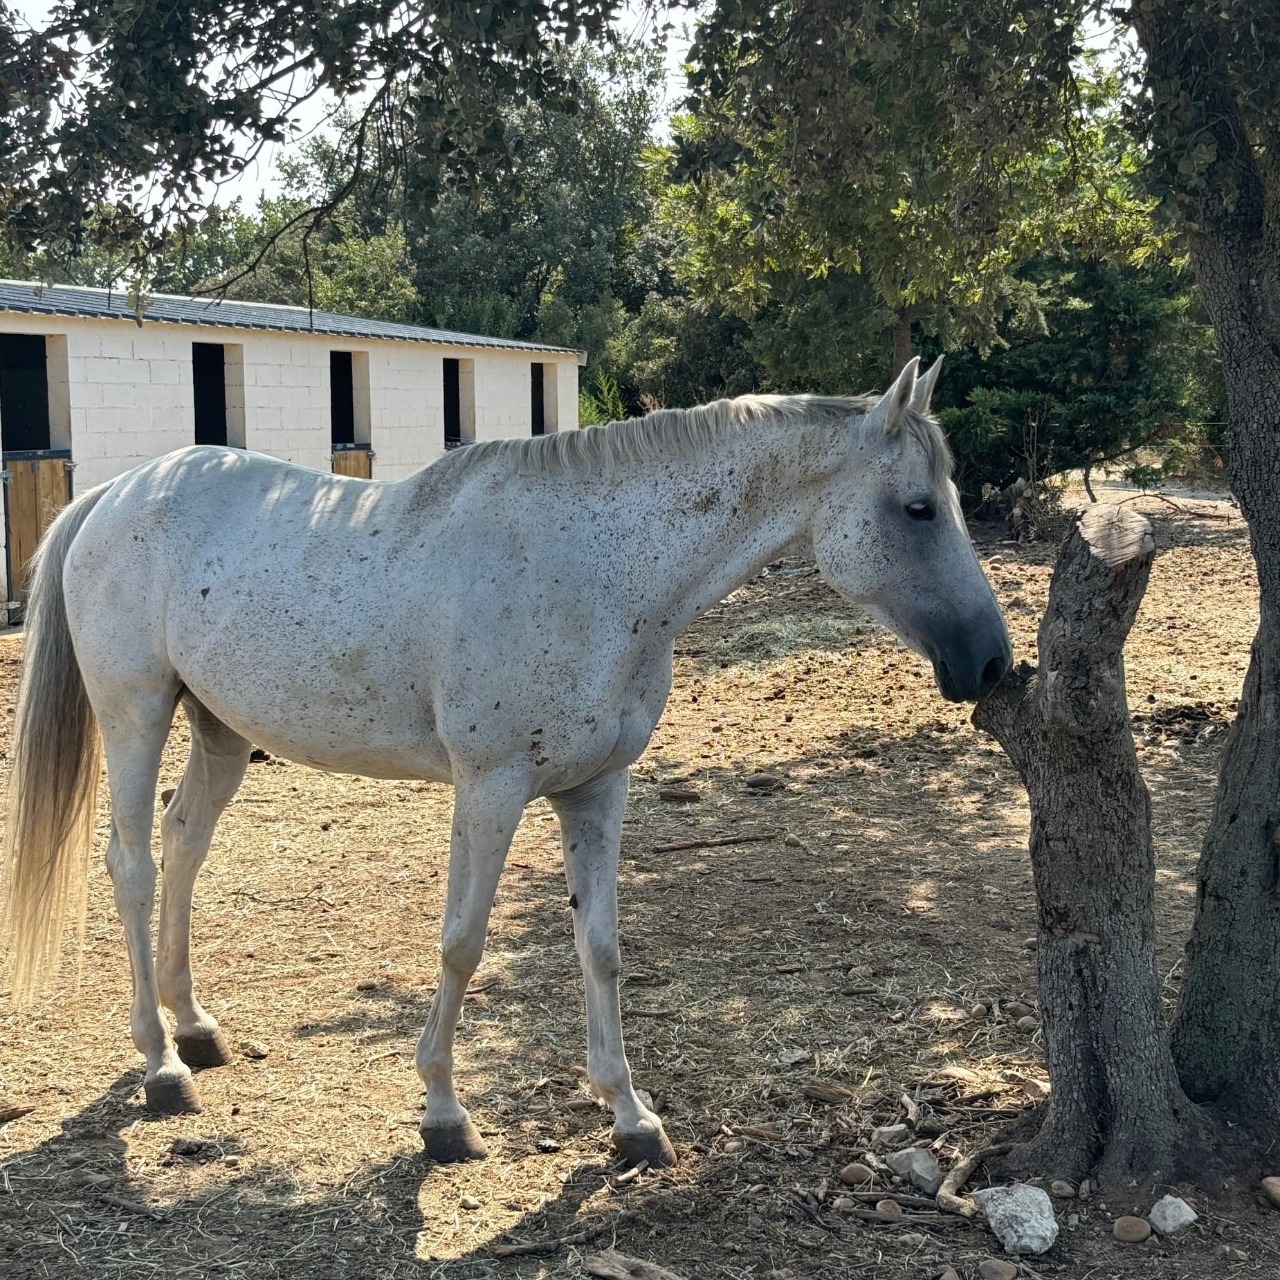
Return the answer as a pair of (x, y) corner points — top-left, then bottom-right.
(604, 418), (845, 631)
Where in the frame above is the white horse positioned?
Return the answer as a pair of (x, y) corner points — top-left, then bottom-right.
(1, 356), (1009, 1167)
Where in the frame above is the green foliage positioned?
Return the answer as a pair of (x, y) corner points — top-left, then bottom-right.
(676, 3), (1098, 363)
(578, 371), (628, 426)
(938, 253), (1219, 500)
(0, 0), (629, 261)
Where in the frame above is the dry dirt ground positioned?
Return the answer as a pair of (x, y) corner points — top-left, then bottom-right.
(2, 488), (1276, 1280)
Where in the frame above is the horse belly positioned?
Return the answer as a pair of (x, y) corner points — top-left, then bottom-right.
(168, 606), (451, 782)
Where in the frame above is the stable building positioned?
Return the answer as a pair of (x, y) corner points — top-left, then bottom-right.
(0, 280), (584, 618)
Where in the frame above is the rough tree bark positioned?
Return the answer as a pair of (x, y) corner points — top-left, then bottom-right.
(973, 506), (1205, 1188)
(1131, 3), (1280, 1127)
(890, 310), (916, 376)
(1166, 232), (1280, 1121)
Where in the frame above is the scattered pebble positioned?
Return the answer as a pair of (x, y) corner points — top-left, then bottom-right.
(1261, 1176), (1280, 1208)
(783, 833), (803, 847)
(459, 1194), (480, 1210)
(977, 1260), (1019, 1280)
(970, 1003), (989, 1019)
(1148, 1194), (1197, 1234)
(899, 1231), (926, 1247)
(355, 978), (379, 991)
(1221, 1245), (1248, 1261)
(170, 1137), (212, 1157)
(831, 1196), (857, 1211)
(743, 772), (783, 792)
(723, 1139), (744, 1153)
(1004, 1001), (1034, 1019)
(566, 1097), (597, 1112)
(1022, 936), (1038, 950)
(658, 786), (700, 802)
(972, 1184), (1060, 1255)
(884, 1146), (944, 1196)
(222, 1155), (240, 1168)
(1049, 1180), (1075, 1199)
(882, 993), (912, 1009)
(936, 1269), (960, 1280)
(874, 1198), (903, 1219)
(838, 1162), (875, 1186)
(1015, 1015), (1039, 1032)
(1067, 1213), (1079, 1227)
(241, 1041), (268, 1060)
(1113, 1215), (1152, 1243)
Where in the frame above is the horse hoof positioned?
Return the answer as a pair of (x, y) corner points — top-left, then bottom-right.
(614, 1127), (677, 1168)
(421, 1121), (488, 1162)
(144, 1074), (203, 1115)
(175, 1030), (232, 1069)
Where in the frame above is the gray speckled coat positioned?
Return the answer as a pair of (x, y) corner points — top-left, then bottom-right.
(10, 357), (1009, 1165)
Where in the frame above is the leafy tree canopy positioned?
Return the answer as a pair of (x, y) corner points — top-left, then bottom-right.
(0, 0), (631, 264)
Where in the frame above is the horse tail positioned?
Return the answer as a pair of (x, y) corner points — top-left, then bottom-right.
(2, 481), (113, 1004)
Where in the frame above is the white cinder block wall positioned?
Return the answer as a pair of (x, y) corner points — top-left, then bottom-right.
(0, 308), (581, 598)
(0, 313), (581, 487)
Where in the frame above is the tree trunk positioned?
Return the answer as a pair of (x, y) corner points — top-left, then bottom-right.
(890, 311), (915, 376)
(1168, 227), (1280, 1123)
(974, 506), (1205, 1189)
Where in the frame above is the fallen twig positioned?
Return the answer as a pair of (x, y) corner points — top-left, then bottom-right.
(791, 1191), (837, 1233)
(838, 1191), (940, 1209)
(935, 1142), (1014, 1218)
(612, 1160), (648, 1186)
(651, 833), (777, 854)
(93, 1192), (169, 1222)
(490, 1213), (631, 1258)
(837, 1208), (971, 1228)
(585, 1250), (688, 1280)
(0, 1101), (35, 1125)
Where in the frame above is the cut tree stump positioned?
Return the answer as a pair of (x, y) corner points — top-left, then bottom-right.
(972, 505), (1208, 1189)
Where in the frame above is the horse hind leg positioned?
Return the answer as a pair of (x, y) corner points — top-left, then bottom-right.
(97, 691), (203, 1114)
(157, 697), (250, 1071)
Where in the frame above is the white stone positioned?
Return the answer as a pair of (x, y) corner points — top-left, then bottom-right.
(1148, 1194), (1197, 1234)
(883, 1146), (944, 1195)
(972, 1183), (1060, 1255)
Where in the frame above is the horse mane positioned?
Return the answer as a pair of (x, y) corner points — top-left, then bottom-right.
(439, 393), (953, 484)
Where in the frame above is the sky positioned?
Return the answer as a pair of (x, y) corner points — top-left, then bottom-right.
(8, 0), (696, 207)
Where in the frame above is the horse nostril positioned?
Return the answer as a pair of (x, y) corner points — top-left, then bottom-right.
(980, 654), (1006, 695)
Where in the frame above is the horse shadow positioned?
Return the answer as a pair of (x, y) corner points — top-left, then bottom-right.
(0, 1066), (748, 1279)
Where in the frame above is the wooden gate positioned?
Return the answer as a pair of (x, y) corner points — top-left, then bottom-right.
(4, 450), (72, 621)
(331, 445), (373, 479)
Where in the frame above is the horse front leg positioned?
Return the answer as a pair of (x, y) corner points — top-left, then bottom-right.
(416, 769), (525, 1162)
(550, 771), (676, 1167)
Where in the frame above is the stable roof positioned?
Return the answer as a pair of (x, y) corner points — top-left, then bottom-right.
(0, 280), (587, 363)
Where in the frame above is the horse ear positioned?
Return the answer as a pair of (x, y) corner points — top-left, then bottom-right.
(864, 356), (919, 435)
(909, 355), (943, 416)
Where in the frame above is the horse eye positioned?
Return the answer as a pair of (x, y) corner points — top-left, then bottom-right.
(905, 500), (935, 522)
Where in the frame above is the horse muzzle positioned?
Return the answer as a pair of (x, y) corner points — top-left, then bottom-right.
(927, 621), (1013, 703)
